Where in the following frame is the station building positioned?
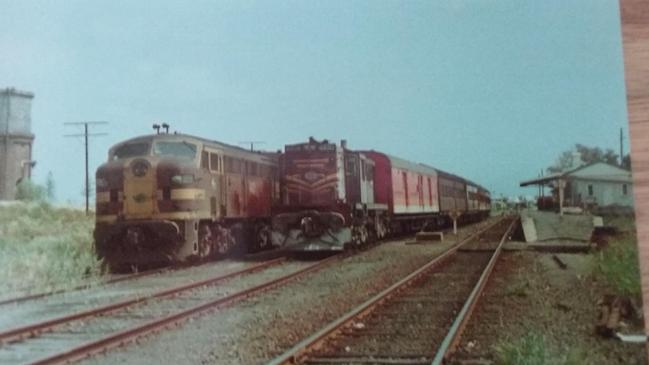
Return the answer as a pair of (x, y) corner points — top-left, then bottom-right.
(0, 88), (35, 200)
(520, 161), (634, 214)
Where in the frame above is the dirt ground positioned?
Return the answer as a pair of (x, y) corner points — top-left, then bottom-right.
(450, 251), (646, 365)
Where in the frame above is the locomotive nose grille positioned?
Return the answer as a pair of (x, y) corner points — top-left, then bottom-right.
(124, 159), (156, 218)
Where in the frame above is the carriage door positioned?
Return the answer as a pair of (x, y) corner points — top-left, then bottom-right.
(417, 175), (424, 208)
(207, 150), (223, 218)
(359, 155), (374, 205)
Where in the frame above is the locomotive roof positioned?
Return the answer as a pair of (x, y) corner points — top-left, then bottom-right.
(110, 133), (279, 162)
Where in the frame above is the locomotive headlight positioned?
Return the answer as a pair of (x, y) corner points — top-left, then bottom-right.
(171, 174), (195, 185)
(131, 159), (150, 177)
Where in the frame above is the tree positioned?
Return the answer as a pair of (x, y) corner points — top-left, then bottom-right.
(621, 154), (632, 170)
(547, 144), (619, 174)
(15, 179), (46, 202)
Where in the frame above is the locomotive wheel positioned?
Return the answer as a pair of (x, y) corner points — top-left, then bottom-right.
(254, 223), (271, 251)
(351, 225), (368, 246)
(215, 225), (236, 255)
(199, 224), (214, 259)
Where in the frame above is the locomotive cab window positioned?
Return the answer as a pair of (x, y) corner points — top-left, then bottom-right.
(153, 141), (197, 160)
(111, 142), (150, 160)
(210, 153), (220, 172)
(346, 158), (357, 176)
(201, 151), (209, 169)
(225, 157), (242, 174)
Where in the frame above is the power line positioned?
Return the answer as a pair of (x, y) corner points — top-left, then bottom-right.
(64, 121), (108, 215)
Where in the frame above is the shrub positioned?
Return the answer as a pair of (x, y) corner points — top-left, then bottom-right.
(15, 179), (47, 202)
(0, 202), (102, 294)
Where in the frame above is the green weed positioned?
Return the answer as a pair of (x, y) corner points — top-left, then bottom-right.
(494, 333), (548, 365)
(595, 235), (641, 297)
(494, 333), (587, 365)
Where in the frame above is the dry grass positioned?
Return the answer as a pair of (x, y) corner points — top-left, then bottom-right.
(0, 202), (102, 294)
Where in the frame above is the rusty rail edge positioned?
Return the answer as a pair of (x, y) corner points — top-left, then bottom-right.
(266, 216), (508, 365)
(430, 216), (518, 365)
(29, 254), (342, 365)
(0, 257), (286, 344)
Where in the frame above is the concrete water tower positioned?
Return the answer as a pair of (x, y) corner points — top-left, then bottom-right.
(0, 88), (35, 200)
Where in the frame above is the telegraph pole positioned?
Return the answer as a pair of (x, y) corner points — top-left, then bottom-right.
(620, 127), (624, 166)
(64, 121), (108, 215)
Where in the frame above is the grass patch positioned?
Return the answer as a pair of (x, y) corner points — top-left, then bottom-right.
(595, 234), (642, 297)
(0, 202), (102, 294)
(494, 332), (586, 365)
(504, 279), (530, 298)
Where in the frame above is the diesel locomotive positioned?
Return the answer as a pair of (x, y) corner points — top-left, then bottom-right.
(94, 131), (279, 269)
(271, 138), (491, 251)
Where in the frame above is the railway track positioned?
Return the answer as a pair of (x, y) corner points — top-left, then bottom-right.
(0, 266), (179, 307)
(0, 255), (341, 365)
(0, 248), (289, 307)
(267, 216), (517, 365)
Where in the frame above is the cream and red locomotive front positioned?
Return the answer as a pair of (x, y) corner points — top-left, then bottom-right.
(94, 132), (279, 269)
(271, 138), (491, 251)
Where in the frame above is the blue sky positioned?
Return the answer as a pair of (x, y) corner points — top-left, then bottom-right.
(1, 0), (628, 203)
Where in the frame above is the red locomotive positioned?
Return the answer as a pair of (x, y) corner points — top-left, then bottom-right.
(95, 130), (279, 270)
(271, 138), (491, 250)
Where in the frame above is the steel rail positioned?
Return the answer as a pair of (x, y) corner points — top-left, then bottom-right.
(29, 254), (342, 365)
(0, 265), (176, 307)
(0, 257), (286, 344)
(266, 217), (508, 365)
(430, 217), (518, 365)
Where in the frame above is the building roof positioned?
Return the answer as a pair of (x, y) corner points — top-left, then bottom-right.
(520, 162), (632, 187)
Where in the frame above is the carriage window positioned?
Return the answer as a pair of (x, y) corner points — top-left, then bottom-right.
(111, 142), (150, 160)
(153, 141), (197, 160)
(201, 151), (209, 169)
(210, 153), (219, 172)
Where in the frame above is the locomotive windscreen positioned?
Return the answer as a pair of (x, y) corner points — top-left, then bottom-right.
(111, 142), (150, 160)
(153, 141), (197, 160)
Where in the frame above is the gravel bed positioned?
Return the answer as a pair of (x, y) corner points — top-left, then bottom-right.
(0, 261), (312, 365)
(0, 259), (273, 331)
(308, 251), (492, 363)
(449, 251), (647, 365)
(80, 218), (499, 365)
